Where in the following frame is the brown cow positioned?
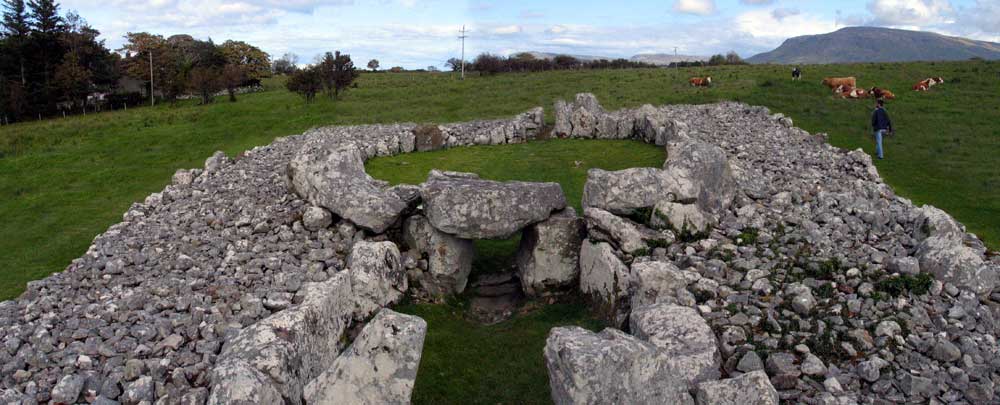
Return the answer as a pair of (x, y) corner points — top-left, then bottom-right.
(835, 85), (868, 99)
(822, 76), (856, 89)
(689, 77), (712, 86)
(870, 87), (896, 100)
(913, 79), (932, 91)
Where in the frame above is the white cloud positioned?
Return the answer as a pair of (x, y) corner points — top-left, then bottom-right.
(740, 0), (774, 4)
(867, 0), (954, 26)
(771, 8), (800, 20)
(491, 25), (522, 35)
(735, 8), (837, 41)
(674, 0), (715, 16)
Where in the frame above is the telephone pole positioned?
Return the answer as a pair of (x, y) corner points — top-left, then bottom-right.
(459, 25), (467, 80)
(149, 50), (155, 107)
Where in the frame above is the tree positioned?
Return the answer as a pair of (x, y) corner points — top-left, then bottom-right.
(389, 66), (404, 73)
(220, 64), (244, 102)
(27, 0), (60, 34)
(220, 40), (270, 80)
(286, 66), (321, 102)
(53, 52), (91, 108)
(707, 54), (726, 66)
(553, 55), (579, 70)
(272, 52), (297, 75)
(445, 57), (465, 72)
(317, 50), (358, 99)
(2, 0), (30, 85)
(725, 51), (745, 65)
(472, 53), (505, 75)
(426, 65), (439, 72)
(187, 66), (220, 104)
(367, 59), (379, 72)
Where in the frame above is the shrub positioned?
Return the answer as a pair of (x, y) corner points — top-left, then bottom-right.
(286, 67), (322, 102)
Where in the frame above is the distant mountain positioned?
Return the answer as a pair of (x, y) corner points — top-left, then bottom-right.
(747, 26), (1000, 64)
(629, 53), (708, 65)
(517, 51), (708, 66)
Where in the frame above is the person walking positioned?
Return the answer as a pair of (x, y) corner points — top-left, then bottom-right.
(871, 99), (893, 159)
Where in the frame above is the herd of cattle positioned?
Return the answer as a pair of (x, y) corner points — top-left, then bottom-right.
(820, 76), (945, 100)
(686, 73), (946, 101)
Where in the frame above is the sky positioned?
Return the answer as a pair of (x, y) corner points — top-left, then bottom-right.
(60, 0), (1000, 69)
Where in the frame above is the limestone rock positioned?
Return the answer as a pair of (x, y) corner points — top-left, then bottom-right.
(287, 144), (407, 233)
(545, 327), (695, 405)
(584, 207), (672, 254)
(694, 371), (779, 405)
(579, 240), (631, 326)
(912, 207), (997, 295)
(420, 170), (567, 239)
(404, 214), (475, 295)
(650, 200), (716, 237)
(302, 206), (334, 231)
(516, 208), (586, 297)
(629, 261), (701, 309)
(582, 168), (686, 215)
(303, 309), (427, 405)
(347, 241), (407, 318)
(662, 139), (736, 215)
(629, 303), (722, 385)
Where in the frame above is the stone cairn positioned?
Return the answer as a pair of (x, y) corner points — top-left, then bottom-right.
(2, 94), (999, 405)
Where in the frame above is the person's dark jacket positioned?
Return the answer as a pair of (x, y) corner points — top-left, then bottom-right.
(872, 107), (892, 132)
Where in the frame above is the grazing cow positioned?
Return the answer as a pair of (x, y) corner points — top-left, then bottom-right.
(913, 79), (932, 91)
(792, 67), (802, 80)
(689, 77), (712, 87)
(870, 87), (896, 100)
(822, 76), (856, 89)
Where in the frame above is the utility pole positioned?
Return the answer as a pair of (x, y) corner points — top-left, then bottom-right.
(149, 51), (155, 107)
(459, 25), (467, 80)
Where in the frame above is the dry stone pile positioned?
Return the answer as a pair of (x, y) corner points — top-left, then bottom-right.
(2, 92), (999, 405)
(543, 94), (1000, 405)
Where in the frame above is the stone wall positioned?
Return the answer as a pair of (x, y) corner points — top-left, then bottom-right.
(2, 95), (999, 405)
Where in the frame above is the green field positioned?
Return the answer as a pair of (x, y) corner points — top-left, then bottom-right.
(2, 61), (999, 305)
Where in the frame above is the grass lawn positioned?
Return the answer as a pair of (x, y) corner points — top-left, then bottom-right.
(1, 61), (999, 303)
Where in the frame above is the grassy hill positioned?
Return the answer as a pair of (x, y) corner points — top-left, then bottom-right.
(2, 61), (999, 300)
(748, 26), (1000, 64)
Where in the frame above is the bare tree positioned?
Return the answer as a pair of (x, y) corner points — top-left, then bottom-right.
(367, 59), (379, 72)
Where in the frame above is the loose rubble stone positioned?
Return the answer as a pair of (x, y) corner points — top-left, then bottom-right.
(629, 303), (722, 385)
(420, 170), (567, 239)
(694, 371), (779, 405)
(302, 206), (334, 231)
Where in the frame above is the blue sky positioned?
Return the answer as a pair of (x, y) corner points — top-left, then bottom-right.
(60, 0), (1000, 68)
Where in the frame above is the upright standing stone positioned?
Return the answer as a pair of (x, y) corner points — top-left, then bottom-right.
(404, 214), (475, 295)
(516, 208), (586, 297)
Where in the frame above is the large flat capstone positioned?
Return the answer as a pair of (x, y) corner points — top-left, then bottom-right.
(419, 170), (567, 239)
(287, 144), (407, 233)
(303, 309), (427, 405)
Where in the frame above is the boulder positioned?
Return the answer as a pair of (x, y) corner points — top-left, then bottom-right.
(634, 105), (688, 145)
(584, 207), (672, 254)
(420, 170), (567, 239)
(347, 241), (407, 319)
(303, 309), (427, 405)
(413, 125), (446, 152)
(302, 206), (334, 231)
(913, 205), (997, 295)
(545, 327), (695, 405)
(650, 200), (716, 238)
(629, 261), (701, 309)
(662, 139), (736, 215)
(516, 208), (586, 297)
(694, 371), (779, 405)
(209, 273), (355, 405)
(582, 168), (689, 216)
(579, 240), (631, 326)
(204, 150), (232, 173)
(404, 214), (475, 295)
(287, 144), (407, 233)
(629, 303), (722, 385)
